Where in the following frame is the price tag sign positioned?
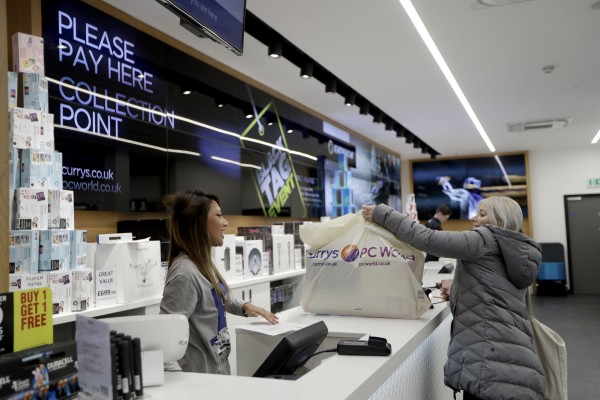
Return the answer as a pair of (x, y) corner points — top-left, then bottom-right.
(95, 269), (117, 308)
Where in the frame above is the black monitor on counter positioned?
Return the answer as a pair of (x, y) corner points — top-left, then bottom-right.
(156, 0), (247, 55)
(253, 321), (329, 379)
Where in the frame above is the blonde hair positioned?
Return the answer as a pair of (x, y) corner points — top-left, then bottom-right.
(479, 196), (522, 231)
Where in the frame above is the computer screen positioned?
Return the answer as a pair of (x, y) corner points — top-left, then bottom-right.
(253, 320), (328, 378)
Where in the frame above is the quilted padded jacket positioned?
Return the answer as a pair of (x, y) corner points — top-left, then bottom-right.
(373, 204), (545, 400)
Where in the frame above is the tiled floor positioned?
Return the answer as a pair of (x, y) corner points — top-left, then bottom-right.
(531, 294), (600, 400)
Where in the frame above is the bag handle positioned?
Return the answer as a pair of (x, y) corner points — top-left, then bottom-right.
(525, 288), (534, 319)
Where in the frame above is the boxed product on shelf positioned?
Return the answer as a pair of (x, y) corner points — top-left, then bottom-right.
(237, 225), (284, 275)
(70, 230), (88, 270)
(211, 234), (237, 282)
(71, 268), (93, 312)
(39, 229), (71, 271)
(8, 108), (55, 151)
(48, 189), (75, 229)
(94, 240), (163, 304)
(8, 71), (18, 110)
(13, 188), (49, 230)
(0, 340), (78, 399)
(48, 271), (73, 314)
(9, 147), (21, 190)
(23, 72), (49, 113)
(240, 239), (266, 278)
(272, 234), (295, 273)
(234, 237), (245, 279)
(276, 221), (310, 269)
(20, 148), (61, 190)
(39, 112), (55, 151)
(8, 272), (49, 292)
(12, 32), (45, 74)
(9, 230), (40, 274)
(9, 107), (42, 149)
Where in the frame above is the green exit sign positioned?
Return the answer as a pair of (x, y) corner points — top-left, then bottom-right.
(588, 178), (600, 188)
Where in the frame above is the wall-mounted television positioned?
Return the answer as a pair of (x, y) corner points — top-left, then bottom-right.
(156, 0), (247, 56)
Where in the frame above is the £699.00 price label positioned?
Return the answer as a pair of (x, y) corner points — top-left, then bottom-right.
(95, 270), (117, 306)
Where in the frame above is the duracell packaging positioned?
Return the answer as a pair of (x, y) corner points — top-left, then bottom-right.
(0, 340), (79, 399)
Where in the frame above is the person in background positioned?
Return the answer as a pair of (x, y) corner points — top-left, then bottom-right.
(362, 196), (544, 400)
(424, 204), (452, 262)
(160, 189), (278, 374)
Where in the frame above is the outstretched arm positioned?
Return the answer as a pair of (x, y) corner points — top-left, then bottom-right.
(243, 302), (279, 324)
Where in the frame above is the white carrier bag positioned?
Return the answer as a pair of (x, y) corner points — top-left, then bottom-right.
(299, 212), (431, 319)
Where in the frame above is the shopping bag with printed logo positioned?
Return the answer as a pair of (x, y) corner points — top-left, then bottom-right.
(299, 212), (431, 319)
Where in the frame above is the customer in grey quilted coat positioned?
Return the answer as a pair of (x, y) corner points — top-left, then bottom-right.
(362, 196), (544, 400)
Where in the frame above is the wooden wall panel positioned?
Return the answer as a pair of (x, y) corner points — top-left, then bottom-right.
(1, 0), (9, 292)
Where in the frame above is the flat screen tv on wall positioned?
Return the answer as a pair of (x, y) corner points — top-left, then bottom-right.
(156, 0), (247, 56)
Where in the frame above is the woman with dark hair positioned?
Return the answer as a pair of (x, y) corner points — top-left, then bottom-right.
(362, 196), (545, 400)
(160, 189), (278, 374)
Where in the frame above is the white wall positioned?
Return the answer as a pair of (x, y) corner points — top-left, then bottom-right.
(528, 146), (600, 244)
(528, 146), (600, 286)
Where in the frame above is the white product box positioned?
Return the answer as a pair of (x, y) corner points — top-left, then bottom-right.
(8, 71), (18, 111)
(71, 269), (93, 312)
(242, 239), (265, 278)
(9, 230), (40, 274)
(9, 107), (41, 149)
(271, 224), (285, 235)
(70, 230), (88, 270)
(272, 234), (295, 273)
(234, 237), (245, 278)
(94, 240), (163, 304)
(9, 273), (49, 293)
(295, 245), (308, 270)
(12, 32), (45, 74)
(48, 190), (74, 229)
(39, 229), (71, 271)
(9, 148), (21, 190)
(48, 271), (72, 314)
(39, 113), (55, 151)
(13, 188), (48, 230)
(23, 73), (48, 113)
(97, 232), (133, 244)
(20, 148), (60, 190)
(211, 234), (237, 282)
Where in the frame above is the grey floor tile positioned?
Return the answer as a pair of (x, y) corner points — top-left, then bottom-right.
(532, 294), (600, 399)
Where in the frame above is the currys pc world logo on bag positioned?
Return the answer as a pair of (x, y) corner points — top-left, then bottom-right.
(341, 245), (360, 262)
(308, 245), (417, 262)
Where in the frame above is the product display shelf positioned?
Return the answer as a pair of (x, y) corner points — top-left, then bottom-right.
(52, 269), (306, 326)
(52, 296), (162, 325)
(228, 269), (305, 290)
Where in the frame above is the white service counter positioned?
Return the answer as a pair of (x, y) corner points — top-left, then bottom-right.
(145, 261), (456, 400)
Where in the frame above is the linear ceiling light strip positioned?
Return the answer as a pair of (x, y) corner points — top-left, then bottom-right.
(211, 156), (261, 169)
(55, 124), (200, 156)
(592, 128), (600, 144)
(46, 77), (317, 161)
(399, 0), (496, 153)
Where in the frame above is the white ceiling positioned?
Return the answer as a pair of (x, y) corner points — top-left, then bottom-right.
(104, 0), (600, 160)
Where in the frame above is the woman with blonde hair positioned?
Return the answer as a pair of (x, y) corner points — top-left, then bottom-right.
(362, 196), (544, 400)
